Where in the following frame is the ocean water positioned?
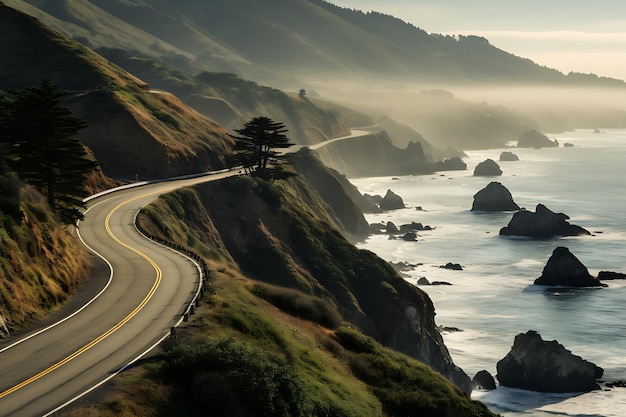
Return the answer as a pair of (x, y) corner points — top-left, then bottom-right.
(351, 129), (626, 417)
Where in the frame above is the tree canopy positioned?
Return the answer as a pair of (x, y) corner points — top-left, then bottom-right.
(230, 116), (295, 181)
(0, 79), (100, 224)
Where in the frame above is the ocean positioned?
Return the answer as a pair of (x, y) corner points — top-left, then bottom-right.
(351, 129), (626, 417)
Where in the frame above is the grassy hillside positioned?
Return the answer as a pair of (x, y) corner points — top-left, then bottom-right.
(0, 3), (235, 180)
(0, 186), (91, 334)
(79, 173), (502, 416)
(8, 0), (625, 88)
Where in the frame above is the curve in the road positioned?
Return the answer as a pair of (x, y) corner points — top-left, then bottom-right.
(0, 193), (163, 400)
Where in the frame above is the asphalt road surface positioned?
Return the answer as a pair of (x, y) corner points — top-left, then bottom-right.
(0, 170), (235, 417)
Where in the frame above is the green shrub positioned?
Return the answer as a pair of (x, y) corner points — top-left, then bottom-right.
(252, 283), (342, 329)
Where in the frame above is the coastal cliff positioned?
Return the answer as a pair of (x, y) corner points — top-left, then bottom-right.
(139, 169), (476, 399)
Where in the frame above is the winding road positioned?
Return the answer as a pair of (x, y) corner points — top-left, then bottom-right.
(0, 171), (235, 417)
(0, 127), (378, 416)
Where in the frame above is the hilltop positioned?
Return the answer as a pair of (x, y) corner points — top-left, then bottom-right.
(5, 0), (624, 88)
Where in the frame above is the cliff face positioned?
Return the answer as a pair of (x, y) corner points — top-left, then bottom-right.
(314, 130), (434, 177)
(140, 174), (471, 394)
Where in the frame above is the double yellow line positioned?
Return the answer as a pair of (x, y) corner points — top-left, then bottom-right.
(0, 195), (162, 399)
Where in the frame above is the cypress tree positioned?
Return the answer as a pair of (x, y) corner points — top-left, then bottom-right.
(1, 79), (99, 224)
(229, 116), (295, 181)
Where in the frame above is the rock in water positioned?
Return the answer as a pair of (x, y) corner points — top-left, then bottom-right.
(379, 189), (405, 210)
(472, 370), (497, 390)
(534, 247), (605, 287)
(517, 129), (559, 148)
(499, 203), (591, 237)
(499, 151), (519, 161)
(473, 158), (502, 176)
(497, 330), (603, 392)
(471, 182), (520, 212)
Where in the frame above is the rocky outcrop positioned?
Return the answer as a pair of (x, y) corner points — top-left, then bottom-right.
(473, 159), (502, 176)
(471, 182), (519, 212)
(517, 129), (559, 148)
(497, 330), (603, 392)
(598, 271), (626, 280)
(534, 247), (605, 287)
(434, 156), (466, 172)
(440, 262), (463, 271)
(499, 151), (519, 161)
(499, 204), (591, 238)
(472, 370), (497, 390)
(380, 189), (405, 210)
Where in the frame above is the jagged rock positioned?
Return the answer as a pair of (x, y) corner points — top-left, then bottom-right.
(472, 370), (497, 390)
(471, 182), (520, 212)
(497, 330), (603, 393)
(379, 189), (405, 210)
(439, 326), (463, 333)
(499, 151), (519, 161)
(360, 193), (383, 213)
(386, 221), (399, 234)
(0, 313), (9, 339)
(440, 262), (463, 271)
(432, 281), (452, 286)
(434, 156), (466, 171)
(400, 222), (430, 232)
(564, 143), (575, 148)
(369, 222), (386, 234)
(499, 203), (591, 238)
(473, 159), (502, 176)
(417, 277), (431, 285)
(593, 128), (601, 134)
(606, 380), (626, 388)
(401, 232), (417, 241)
(534, 247), (605, 287)
(598, 271), (626, 280)
(517, 129), (559, 148)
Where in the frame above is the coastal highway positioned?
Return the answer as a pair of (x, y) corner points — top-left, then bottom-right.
(0, 170), (236, 417)
(0, 126), (374, 416)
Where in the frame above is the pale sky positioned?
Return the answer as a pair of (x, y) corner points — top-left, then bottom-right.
(330, 0), (626, 80)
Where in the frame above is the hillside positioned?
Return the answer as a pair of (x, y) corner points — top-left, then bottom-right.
(6, 0), (624, 88)
(96, 168), (504, 416)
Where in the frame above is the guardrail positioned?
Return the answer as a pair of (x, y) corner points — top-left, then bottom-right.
(134, 219), (213, 330)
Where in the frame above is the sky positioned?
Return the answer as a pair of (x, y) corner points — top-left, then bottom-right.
(330, 0), (626, 81)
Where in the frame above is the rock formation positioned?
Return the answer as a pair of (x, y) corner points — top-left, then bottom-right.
(598, 271), (626, 280)
(517, 129), (559, 148)
(497, 330), (603, 392)
(434, 156), (467, 172)
(440, 262), (463, 271)
(380, 189), (405, 210)
(472, 370), (497, 390)
(499, 204), (591, 238)
(499, 151), (519, 161)
(534, 247), (605, 287)
(471, 182), (520, 212)
(473, 159), (502, 176)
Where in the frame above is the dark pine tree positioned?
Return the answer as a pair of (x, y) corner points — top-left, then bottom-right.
(229, 116), (295, 181)
(1, 79), (100, 224)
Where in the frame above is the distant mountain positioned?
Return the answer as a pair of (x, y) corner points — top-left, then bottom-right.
(5, 0), (624, 87)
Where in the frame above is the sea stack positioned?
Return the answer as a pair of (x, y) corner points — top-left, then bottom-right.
(471, 182), (519, 212)
(534, 247), (605, 287)
(497, 330), (603, 392)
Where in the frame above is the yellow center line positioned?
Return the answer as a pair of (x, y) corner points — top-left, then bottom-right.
(0, 192), (162, 399)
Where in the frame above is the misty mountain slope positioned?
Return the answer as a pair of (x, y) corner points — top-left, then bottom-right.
(0, 3), (234, 180)
(8, 0), (623, 86)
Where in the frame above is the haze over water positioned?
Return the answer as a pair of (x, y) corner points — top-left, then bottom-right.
(352, 129), (626, 416)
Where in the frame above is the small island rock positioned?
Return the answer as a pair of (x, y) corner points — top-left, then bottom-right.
(471, 182), (520, 212)
(440, 262), (463, 271)
(517, 129), (559, 148)
(473, 159), (502, 176)
(499, 151), (519, 161)
(534, 247), (605, 287)
(499, 203), (591, 238)
(472, 370), (497, 390)
(379, 189), (405, 210)
(434, 156), (467, 171)
(497, 330), (603, 393)
(598, 271), (626, 280)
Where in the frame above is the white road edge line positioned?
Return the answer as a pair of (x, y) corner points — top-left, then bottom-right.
(41, 206), (205, 416)
(0, 199), (114, 354)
